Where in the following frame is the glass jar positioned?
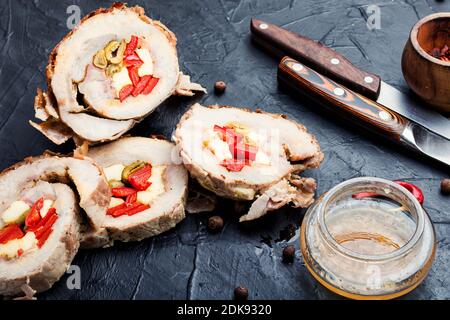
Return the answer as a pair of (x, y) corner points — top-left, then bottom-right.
(300, 177), (436, 300)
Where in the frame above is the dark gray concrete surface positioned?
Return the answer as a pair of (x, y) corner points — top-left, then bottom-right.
(0, 0), (449, 299)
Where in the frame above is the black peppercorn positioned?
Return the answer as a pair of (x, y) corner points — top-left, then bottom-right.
(234, 286), (248, 300)
(282, 245), (296, 263)
(441, 179), (450, 195)
(207, 215), (223, 232)
(214, 81), (226, 94)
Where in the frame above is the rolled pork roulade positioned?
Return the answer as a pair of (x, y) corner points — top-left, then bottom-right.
(31, 3), (205, 145)
(87, 137), (188, 242)
(173, 103), (324, 222)
(0, 155), (110, 297)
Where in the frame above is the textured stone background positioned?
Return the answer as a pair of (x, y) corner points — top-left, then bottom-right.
(0, 0), (449, 299)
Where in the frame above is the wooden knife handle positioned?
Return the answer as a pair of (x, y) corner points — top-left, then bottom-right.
(251, 18), (381, 100)
(278, 57), (406, 140)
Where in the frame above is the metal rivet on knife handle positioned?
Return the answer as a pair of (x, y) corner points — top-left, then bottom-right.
(330, 58), (340, 65)
(278, 57), (406, 140)
(259, 23), (268, 29)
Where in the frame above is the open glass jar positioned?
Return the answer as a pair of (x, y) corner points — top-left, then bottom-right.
(300, 177), (436, 300)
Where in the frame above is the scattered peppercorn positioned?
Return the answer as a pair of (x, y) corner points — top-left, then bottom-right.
(234, 286), (248, 300)
(214, 81), (226, 94)
(282, 245), (296, 263)
(441, 179), (450, 195)
(207, 215), (224, 232)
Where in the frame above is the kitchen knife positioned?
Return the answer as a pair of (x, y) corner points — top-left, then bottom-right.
(278, 56), (450, 168)
(251, 18), (450, 141)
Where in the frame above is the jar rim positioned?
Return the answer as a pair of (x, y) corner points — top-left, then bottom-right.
(317, 177), (425, 261)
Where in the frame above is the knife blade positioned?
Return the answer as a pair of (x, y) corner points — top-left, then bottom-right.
(251, 18), (450, 141)
(278, 57), (450, 168)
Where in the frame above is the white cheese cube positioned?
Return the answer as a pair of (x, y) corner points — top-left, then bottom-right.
(40, 199), (54, 218)
(0, 239), (21, 259)
(20, 232), (37, 252)
(1, 201), (30, 225)
(104, 164), (125, 182)
(137, 166), (166, 205)
(135, 48), (154, 77)
(109, 197), (125, 208)
(209, 137), (232, 161)
(112, 68), (132, 95)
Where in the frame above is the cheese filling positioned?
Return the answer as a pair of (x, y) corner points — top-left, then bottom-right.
(0, 198), (56, 259)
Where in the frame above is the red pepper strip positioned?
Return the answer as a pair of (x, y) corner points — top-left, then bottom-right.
(111, 187), (137, 198)
(142, 77), (159, 95)
(233, 143), (258, 161)
(107, 203), (127, 217)
(128, 67), (140, 87)
(119, 85), (134, 102)
(352, 181), (424, 205)
(28, 207), (56, 233)
(126, 204), (150, 216)
(394, 181), (424, 205)
(123, 53), (143, 68)
(125, 192), (137, 206)
(220, 159), (246, 172)
(128, 165), (152, 191)
(124, 35), (139, 56)
(107, 202), (149, 218)
(33, 211), (58, 240)
(132, 75), (152, 97)
(37, 227), (53, 248)
(25, 197), (44, 228)
(0, 224), (25, 244)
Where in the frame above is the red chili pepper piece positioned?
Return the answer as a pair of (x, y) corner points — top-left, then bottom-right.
(123, 53), (143, 67)
(128, 67), (140, 87)
(37, 227), (53, 248)
(352, 181), (424, 205)
(25, 198), (44, 228)
(142, 77), (159, 95)
(119, 85), (134, 102)
(107, 203), (127, 217)
(0, 224), (25, 244)
(33, 210), (58, 240)
(132, 75), (152, 97)
(17, 249), (24, 257)
(128, 165), (152, 191)
(394, 181), (424, 205)
(125, 192), (137, 206)
(124, 35), (139, 56)
(220, 159), (246, 172)
(28, 207), (56, 233)
(126, 204), (150, 216)
(233, 143), (258, 161)
(107, 202), (149, 218)
(111, 187), (137, 198)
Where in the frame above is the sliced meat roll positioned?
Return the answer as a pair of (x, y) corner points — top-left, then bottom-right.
(87, 137), (188, 242)
(31, 3), (205, 144)
(0, 155), (110, 297)
(173, 103), (324, 222)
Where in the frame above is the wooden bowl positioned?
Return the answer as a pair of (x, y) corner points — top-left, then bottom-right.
(402, 13), (450, 114)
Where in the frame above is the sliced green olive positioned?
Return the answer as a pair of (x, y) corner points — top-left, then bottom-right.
(121, 161), (146, 183)
(108, 180), (125, 188)
(105, 64), (122, 77)
(105, 40), (126, 64)
(93, 49), (108, 69)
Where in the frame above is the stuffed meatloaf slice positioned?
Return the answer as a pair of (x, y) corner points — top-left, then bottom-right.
(31, 3), (205, 144)
(0, 155), (110, 297)
(173, 104), (323, 222)
(87, 137), (188, 242)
